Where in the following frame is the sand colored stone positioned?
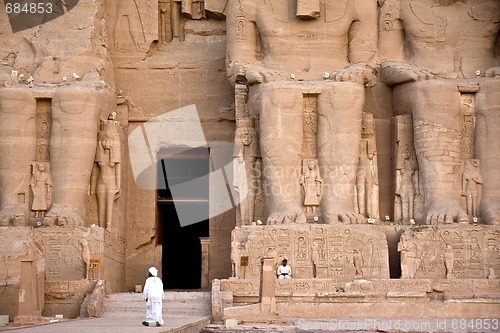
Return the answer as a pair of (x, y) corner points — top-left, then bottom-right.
(0, 0), (499, 324)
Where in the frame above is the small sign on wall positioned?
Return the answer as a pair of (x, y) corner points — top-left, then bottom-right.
(89, 257), (101, 280)
(89, 258), (101, 268)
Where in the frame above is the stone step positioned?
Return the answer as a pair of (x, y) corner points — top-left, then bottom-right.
(102, 291), (211, 319)
(101, 310), (211, 319)
(105, 291), (210, 302)
(104, 299), (211, 307)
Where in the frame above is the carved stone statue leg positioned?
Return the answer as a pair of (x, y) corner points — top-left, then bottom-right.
(0, 87), (36, 226)
(96, 184), (115, 229)
(395, 80), (468, 224)
(476, 79), (500, 225)
(45, 86), (112, 226)
(317, 82), (365, 224)
(251, 82), (305, 224)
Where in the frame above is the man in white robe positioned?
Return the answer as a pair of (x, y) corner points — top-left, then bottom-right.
(142, 267), (165, 326)
(277, 259), (292, 279)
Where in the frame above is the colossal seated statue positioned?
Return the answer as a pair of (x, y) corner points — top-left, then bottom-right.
(380, 0), (500, 225)
(0, 0), (116, 227)
(226, 0), (378, 224)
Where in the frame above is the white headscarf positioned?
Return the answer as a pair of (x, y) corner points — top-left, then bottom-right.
(148, 267), (158, 277)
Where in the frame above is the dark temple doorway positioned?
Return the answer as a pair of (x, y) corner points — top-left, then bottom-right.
(157, 147), (209, 289)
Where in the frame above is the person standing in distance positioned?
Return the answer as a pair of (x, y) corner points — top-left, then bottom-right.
(142, 267), (164, 327)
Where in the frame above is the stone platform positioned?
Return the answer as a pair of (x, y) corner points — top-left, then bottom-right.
(221, 224), (500, 321)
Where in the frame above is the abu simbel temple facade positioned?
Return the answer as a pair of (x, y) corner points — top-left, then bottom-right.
(1, 0), (499, 323)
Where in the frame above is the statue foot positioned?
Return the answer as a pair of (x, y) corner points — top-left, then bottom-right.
(0, 204), (28, 227)
(425, 200), (469, 224)
(267, 201), (306, 224)
(44, 204), (83, 227)
(324, 209), (367, 224)
(481, 200), (500, 225)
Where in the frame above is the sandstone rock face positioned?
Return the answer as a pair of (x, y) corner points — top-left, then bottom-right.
(0, 0), (499, 322)
(0, 228), (44, 319)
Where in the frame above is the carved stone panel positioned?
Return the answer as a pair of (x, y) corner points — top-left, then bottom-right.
(400, 225), (500, 279)
(231, 225), (389, 280)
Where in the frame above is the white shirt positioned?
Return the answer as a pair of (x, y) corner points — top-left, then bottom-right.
(277, 264), (292, 278)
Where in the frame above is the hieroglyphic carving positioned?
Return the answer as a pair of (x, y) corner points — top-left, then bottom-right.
(38, 230), (86, 280)
(311, 236), (327, 278)
(302, 93), (318, 159)
(234, 84), (249, 119)
(220, 279), (258, 292)
(400, 225), (500, 279)
(35, 99), (51, 162)
(459, 90), (477, 159)
(35, 227), (107, 281)
(345, 279), (433, 293)
(104, 229), (126, 264)
(231, 225), (389, 279)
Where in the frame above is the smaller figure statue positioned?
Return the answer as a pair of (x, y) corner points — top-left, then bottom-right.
(487, 268), (497, 280)
(231, 240), (239, 278)
(91, 113), (122, 230)
(444, 244), (454, 279)
(30, 162), (52, 219)
(397, 233), (412, 279)
(1, 52), (18, 87)
(395, 144), (419, 223)
(462, 159), (482, 220)
(300, 159), (322, 215)
(353, 248), (364, 276)
(80, 238), (91, 279)
(233, 125), (261, 226)
(356, 112), (379, 220)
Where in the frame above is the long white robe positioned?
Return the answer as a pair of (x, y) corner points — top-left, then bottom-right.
(143, 276), (164, 324)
